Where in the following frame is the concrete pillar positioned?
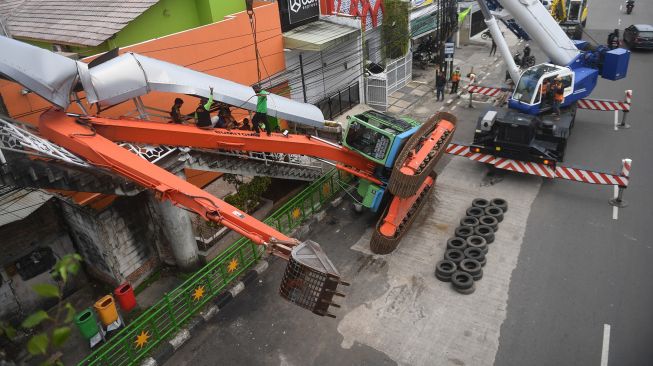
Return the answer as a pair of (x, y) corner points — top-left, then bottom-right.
(153, 171), (200, 271)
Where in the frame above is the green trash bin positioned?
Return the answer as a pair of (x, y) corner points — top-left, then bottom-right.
(75, 308), (99, 340)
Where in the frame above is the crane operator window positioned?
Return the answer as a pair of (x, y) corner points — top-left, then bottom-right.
(513, 65), (558, 104)
(346, 121), (390, 160)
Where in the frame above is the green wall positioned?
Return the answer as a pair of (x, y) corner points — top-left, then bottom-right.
(112, 0), (202, 49)
(18, 0), (247, 57)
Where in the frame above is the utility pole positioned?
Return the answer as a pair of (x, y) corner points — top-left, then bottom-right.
(298, 54), (308, 103)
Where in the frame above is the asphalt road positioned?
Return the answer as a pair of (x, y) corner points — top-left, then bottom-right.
(494, 1), (653, 365)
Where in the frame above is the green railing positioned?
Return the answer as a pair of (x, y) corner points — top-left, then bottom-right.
(79, 169), (351, 366)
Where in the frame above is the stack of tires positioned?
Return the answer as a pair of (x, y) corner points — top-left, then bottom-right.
(435, 198), (508, 294)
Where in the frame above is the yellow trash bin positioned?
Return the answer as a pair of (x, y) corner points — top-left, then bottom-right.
(94, 294), (119, 326)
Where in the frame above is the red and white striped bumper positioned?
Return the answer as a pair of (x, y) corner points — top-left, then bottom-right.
(446, 143), (631, 187)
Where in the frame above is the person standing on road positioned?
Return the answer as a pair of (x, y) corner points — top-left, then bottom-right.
(450, 67), (461, 94)
(490, 38), (497, 56)
(435, 70), (447, 101)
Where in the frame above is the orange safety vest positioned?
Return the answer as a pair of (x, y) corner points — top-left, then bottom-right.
(553, 82), (564, 102)
(541, 82), (549, 95)
(452, 72), (461, 82)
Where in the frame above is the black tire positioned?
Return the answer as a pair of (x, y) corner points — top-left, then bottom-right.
(459, 258), (482, 276)
(447, 237), (467, 251)
(472, 269), (483, 281)
(466, 206), (485, 218)
(460, 216), (480, 227)
(463, 247), (486, 265)
(484, 205), (504, 222)
(472, 198), (490, 209)
(490, 198), (508, 213)
(444, 249), (465, 264)
(451, 271), (474, 290)
(435, 260), (457, 282)
(454, 226), (474, 239)
(466, 235), (488, 253)
(453, 283), (476, 294)
(474, 225), (495, 244)
(479, 215), (499, 232)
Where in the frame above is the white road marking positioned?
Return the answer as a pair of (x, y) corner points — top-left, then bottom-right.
(495, 63), (501, 68)
(601, 324), (611, 366)
(438, 106), (445, 111)
(413, 80), (428, 84)
(614, 111), (619, 131)
(446, 99), (453, 104)
(618, 18), (622, 26)
(612, 186), (619, 220)
(451, 105), (457, 111)
(456, 100), (461, 106)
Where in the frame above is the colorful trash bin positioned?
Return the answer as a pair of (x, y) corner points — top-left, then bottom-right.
(74, 308), (99, 340)
(114, 283), (137, 312)
(94, 294), (119, 326)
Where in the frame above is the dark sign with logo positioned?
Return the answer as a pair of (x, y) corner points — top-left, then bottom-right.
(287, 0), (319, 24)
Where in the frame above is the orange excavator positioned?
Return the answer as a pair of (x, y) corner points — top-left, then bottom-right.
(0, 36), (455, 316)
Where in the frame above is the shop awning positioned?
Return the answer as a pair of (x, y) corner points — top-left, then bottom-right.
(0, 187), (52, 227)
(410, 4), (439, 40)
(283, 20), (359, 52)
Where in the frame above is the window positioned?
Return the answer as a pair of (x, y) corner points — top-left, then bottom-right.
(345, 121), (391, 160)
(513, 65), (558, 104)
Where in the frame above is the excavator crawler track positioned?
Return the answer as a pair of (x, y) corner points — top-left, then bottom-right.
(370, 172), (437, 254)
(387, 112), (456, 198)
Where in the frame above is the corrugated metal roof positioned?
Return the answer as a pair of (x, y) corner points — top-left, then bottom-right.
(283, 20), (359, 52)
(7, 0), (158, 47)
(0, 188), (52, 226)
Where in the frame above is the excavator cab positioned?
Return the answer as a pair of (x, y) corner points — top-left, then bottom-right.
(343, 110), (420, 168)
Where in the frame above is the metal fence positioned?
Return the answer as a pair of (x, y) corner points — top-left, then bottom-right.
(79, 169), (351, 366)
(365, 52), (413, 111)
(317, 82), (361, 121)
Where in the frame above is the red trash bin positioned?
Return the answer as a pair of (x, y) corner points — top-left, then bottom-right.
(114, 283), (137, 312)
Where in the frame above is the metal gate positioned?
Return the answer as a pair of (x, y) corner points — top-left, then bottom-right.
(365, 52), (413, 111)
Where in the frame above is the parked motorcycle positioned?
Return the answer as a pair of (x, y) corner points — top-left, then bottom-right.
(625, 0), (634, 14)
(481, 30), (492, 40)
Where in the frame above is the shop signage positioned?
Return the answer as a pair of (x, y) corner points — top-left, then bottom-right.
(288, 0), (319, 24)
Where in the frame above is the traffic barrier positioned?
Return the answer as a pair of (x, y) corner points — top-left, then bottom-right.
(466, 85), (506, 97)
(445, 143), (630, 187)
(577, 90), (633, 130)
(114, 283), (137, 312)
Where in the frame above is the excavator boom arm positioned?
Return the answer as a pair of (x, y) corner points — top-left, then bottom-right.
(39, 109), (294, 248)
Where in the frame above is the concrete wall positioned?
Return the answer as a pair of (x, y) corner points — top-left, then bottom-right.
(0, 201), (86, 322)
(60, 193), (170, 288)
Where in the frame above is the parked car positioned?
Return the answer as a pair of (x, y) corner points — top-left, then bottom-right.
(623, 24), (653, 50)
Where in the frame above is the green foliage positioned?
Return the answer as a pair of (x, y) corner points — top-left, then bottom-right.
(382, 0), (410, 60)
(1, 253), (83, 365)
(32, 284), (60, 299)
(27, 333), (48, 356)
(21, 311), (51, 329)
(51, 327), (71, 347)
(224, 176), (271, 213)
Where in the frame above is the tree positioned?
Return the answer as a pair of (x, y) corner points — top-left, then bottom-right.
(382, 0), (410, 60)
(223, 175), (271, 213)
(0, 254), (82, 366)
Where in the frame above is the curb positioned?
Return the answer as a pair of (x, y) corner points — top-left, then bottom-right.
(139, 260), (270, 365)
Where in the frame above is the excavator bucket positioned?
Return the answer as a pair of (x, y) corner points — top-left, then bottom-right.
(279, 240), (348, 318)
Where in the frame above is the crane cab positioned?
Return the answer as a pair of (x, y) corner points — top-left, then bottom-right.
(510, 64), (574, 115)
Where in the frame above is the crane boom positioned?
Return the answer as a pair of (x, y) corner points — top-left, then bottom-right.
(494, 0), (579, 66)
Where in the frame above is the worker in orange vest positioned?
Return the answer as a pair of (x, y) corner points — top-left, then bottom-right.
(540, 78), (551, 106)
(552, 76), (564, 120)
(450, 67), (461, 94)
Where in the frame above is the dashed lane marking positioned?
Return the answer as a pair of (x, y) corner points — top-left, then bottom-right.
(451, 105), (457, 111)
(601, 324), (611, 366)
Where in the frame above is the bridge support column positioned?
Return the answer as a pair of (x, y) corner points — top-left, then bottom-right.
(152, 171), (200, 271)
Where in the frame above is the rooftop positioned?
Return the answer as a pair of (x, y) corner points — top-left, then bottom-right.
(7, 0), (158, 46)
